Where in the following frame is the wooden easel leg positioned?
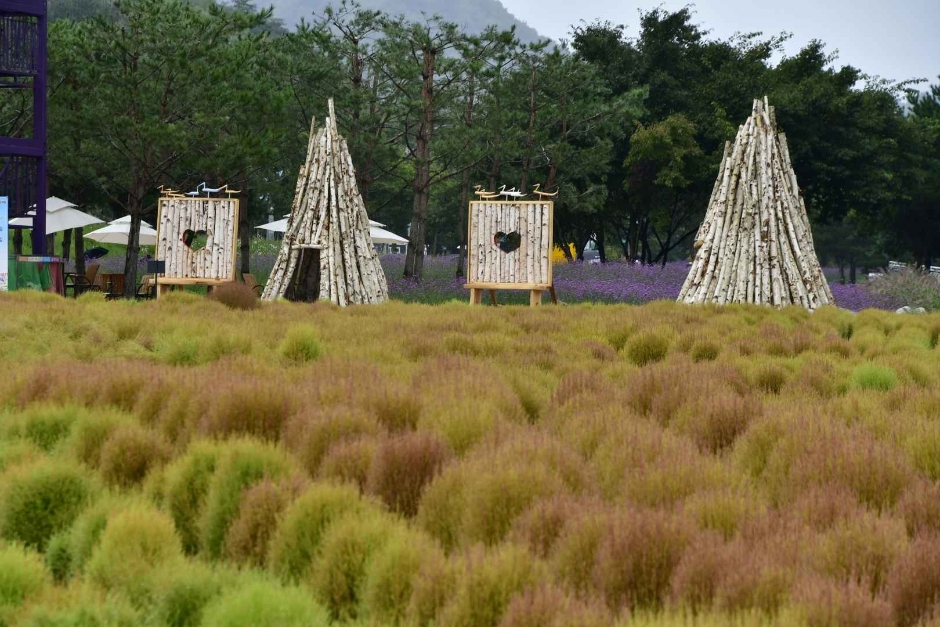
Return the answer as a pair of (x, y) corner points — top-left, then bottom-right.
(469, 288), (482, 305)
(549, 286), (558, 305)
(489, 290), (497, 306)
(530, 290), (542, 307)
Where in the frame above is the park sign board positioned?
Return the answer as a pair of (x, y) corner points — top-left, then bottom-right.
(0, 197), (8, 291)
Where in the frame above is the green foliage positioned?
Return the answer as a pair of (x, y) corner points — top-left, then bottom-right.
(850, 363), (899, 391)
(200, 578), (330, 627)
(625, 331), (671, 366)
(278, 326), (322, 364)
(163, 442), (223, 555)
(0, 544), (50, 625)
(200, 439), (295, 560)
(1, 405), (77, 452)
(268, 482), (370, 583)
(0, 460), (97, 552)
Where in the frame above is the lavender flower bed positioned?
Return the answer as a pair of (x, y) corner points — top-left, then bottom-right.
(375, 255), (901, 311)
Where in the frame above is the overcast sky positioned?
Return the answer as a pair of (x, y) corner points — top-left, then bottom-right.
(500, 0), (939, 88)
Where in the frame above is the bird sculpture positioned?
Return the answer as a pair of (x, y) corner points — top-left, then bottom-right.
(158, 185), (186, 199)
(185, 182), (206, 197)
(493, 231), (522, 253)
(498, 185), (525, 200)
(474, 184), (499, 199)
(531, 183), (558, 198)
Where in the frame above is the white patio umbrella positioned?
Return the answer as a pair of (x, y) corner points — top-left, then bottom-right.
(255, 217), (407, 246)
(7, 197), (104, 234)
(85, 215), (158, 246)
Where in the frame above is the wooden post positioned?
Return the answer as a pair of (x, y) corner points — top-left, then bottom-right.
(529, 290), (542, 307)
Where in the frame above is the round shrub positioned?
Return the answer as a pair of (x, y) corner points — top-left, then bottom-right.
(268, 482), (370, 583)
(592, 508), (693, 612)
(44, 531), (72, 583)
(2, 404), (78, 452)
(199, 379), (297, 442)
(365, 431), (451, 517)
(416, 464), (467, 552)
(200, 578), (330, 627)
(200, 439), (296, 560)
(86, 505), (184, 601)
(163, 441), (223, 554)
(98, 423), (171, 488)
(209, 282), (260, 311)
(405, 549), (459, 627)
(67, 493), (134, 576)
(0, 544), (50, 624)
(625, 330), (670, 366)
(279, 326), (322, 364)
(0, 460), (97, 551)
(690, 340), (720, 363)
(282, 407), (381, 477)
(19, 595), (141, 627)
(887, 533), (940, 627)
(0, 441), (43, 474)
(312, 511), (400, 622)
(438, 544), (545, 627)
(318, 436), (376, 491)
(497, 585), (612, 627)
(150, 560), (230, 627)
(224, 476), (306, 568)
(850, 363), (898, 392)
(361, 527), (444, 625)
(66, 408), (133, 468)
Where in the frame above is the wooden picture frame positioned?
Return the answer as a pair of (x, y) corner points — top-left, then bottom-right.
(464, 200), (556, 306)
(154, 196), (239, 298)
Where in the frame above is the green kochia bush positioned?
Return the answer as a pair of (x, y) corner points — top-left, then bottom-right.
(163, 441), (223, 554)
(200, 439), (296, 560)
(0, 460), (97, 551)
(268, 482), (371, 583)
(279, 325), (322, 364)
(1, 404), (78, 452)
(312, 511), (401, 622)
(0, 543), (50, 626)
(86, 504), (184, 603)
(200, 578), (330, 627)
(850, 363), (898, 391)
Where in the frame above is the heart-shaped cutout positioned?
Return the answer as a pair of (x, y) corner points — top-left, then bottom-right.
(182, 229), (208, 252)
(493, 231), (522, 253)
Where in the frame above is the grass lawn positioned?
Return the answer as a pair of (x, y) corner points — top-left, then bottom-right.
(0, 291), (939, 626)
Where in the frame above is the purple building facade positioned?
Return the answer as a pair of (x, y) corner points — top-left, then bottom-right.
(0, 0), (47, 254)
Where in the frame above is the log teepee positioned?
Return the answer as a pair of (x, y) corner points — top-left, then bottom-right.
(262, 99), (389, 305)
(678, 97), (834, 310)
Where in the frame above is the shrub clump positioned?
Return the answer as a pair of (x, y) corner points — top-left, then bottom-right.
(497, 585), (612, 627)
(162, 441), (223, 554)
(0, 544), (51, 625)
(0, 460), (97, 551)
(86, 505), (184, 601)
(624, 330), (671, 366)
(209, 282), (260, 311)
(2, 404), (78, 452)
(200, 578), (330, 627)
(98, 423), (171, 487)
(850, 363), (899, 391)
(361, 527), (444, 625)
(365, 431), (451, 517)
(199, 439), (295, 560)
(887, 533), (940, 627)
(224, 476), (305, 568)
(268, 482), (370, 583)
(278, 326), (322, 364)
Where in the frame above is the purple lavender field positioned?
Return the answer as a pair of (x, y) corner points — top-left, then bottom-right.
(378, 254), (902, 311)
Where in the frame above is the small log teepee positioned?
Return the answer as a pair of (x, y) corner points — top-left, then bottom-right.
(262, 99), (389, 305)
(678, 97), (833, 310)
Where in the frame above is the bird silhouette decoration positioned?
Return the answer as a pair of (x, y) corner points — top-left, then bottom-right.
(493, 231), (522, 253)
(531, 183), (558, 198)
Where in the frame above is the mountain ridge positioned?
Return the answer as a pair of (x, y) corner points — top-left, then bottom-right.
(268, 0), (546, 43)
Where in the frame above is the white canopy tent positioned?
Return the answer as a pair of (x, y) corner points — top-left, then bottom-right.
(85, 216), (158, 246)
(7, 197), (104, 234)
(256, 216), (406, 246)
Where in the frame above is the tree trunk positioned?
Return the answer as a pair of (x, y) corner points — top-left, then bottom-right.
(838, 260), (845, 285)
(456, 71), (476, 279)
(61, 228), (72, 262)
(123, 202), (143, 299)
(404, 45), (436, 281)
(73, 228), (85, 278)
(45, 234), (55, 256)
(596, 219), (607, 263)
(13, 229), (23, 255)
(849, 258), (856, 285)
(239, 184), (250, 275)
(519, 63), (537, 192)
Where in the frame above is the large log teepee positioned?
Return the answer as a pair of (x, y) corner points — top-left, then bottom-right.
(262, 100), (389, 305)
(678, 97), (833, 310)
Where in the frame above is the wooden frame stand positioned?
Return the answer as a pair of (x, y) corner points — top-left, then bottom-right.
(156, 277), (234, 299)
(464, 200), (556, 307)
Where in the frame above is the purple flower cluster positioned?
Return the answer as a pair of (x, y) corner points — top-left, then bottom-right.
(247, 251), (901, 311)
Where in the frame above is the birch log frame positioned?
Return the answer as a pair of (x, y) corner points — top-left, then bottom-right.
(678, 97), (833, 310)
(156, 197), (238, 281)
(262, 98), (389, 305)
(465, 200), (555, 306)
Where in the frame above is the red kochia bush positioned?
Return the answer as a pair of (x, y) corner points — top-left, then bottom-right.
(366, 431), (451, 517)
(209, 281), (259, 310)
(887, 533), (940, 626)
